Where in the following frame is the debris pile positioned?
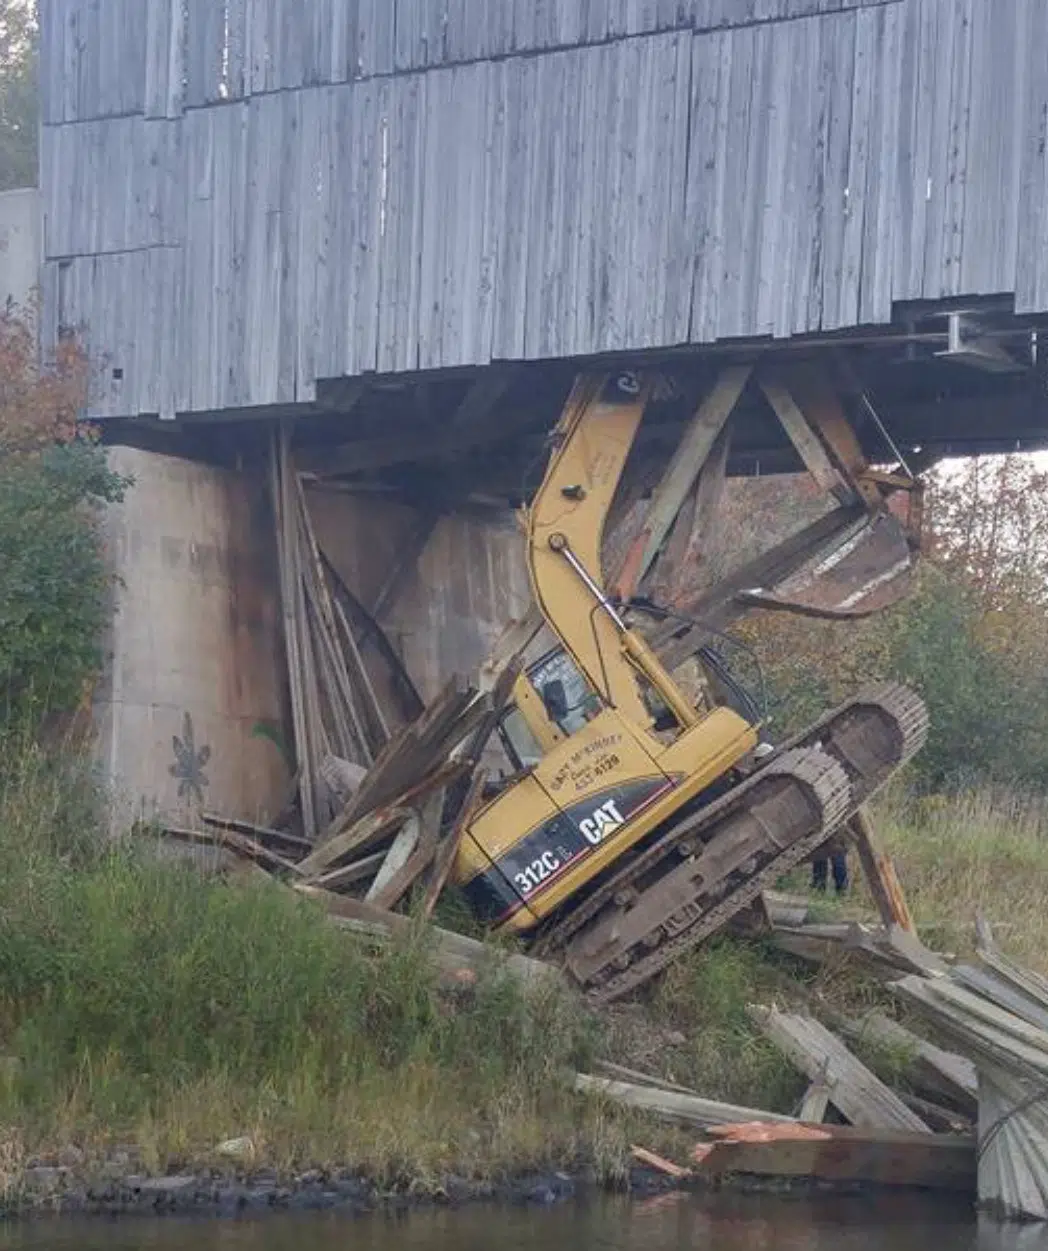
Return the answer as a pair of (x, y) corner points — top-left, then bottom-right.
(897, 920), (1048, 1221)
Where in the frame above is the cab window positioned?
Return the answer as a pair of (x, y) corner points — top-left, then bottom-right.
(528, 648), (601, 737)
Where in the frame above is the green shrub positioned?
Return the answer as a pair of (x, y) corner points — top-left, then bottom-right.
(0, 442), (126, 727)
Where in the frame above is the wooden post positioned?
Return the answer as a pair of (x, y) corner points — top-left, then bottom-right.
(654, 425), (731, 607)
(613, 366), (750, 600)
(421, 768), (489, 919)
(850, 808), (917, 936)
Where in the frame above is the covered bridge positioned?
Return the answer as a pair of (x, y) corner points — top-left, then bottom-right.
(32, 0), (1048, 823)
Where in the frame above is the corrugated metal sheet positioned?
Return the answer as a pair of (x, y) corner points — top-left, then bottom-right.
(37, 0), (1048, 419)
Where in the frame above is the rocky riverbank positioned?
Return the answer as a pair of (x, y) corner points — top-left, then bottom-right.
(8, 1160), (678, 1220)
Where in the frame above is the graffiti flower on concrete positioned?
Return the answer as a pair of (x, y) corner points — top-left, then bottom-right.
(169, 711), (211, 804)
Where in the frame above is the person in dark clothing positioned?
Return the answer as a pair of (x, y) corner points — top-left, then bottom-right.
(811, 843), (849, 894)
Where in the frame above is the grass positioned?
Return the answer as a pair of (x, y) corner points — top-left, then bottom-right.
(877, 784), (1048, 971)
(0, 741), (646, 1190)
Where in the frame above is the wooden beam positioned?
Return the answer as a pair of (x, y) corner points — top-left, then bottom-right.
(654, 425), (731, 607)
(448, 365), (521, 428)
(366, 812), (421, 902)
(369, 788), (446, 910)
(799, 1079), (831, 1124)
(312, 848), (389, 892)
(201, 813), (313, 857)
(759, 377), (856, 505)
(421, 768), (488, 920)
(158, 824), (300, 877)
(573, 1074), (795, 1129)
(296, 886), (562, 988)
(749, 1007), (931, 1133)
(788, 367), (883, 509)
(298, 404), (542, 477)
(297, 806), (415, 880)
(613, 366), (750, 599)
(692, 1126), (975, 1194)
(630, 1147), (690, 1180)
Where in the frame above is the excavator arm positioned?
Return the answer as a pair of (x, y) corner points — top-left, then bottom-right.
(524, 373), (700, 733)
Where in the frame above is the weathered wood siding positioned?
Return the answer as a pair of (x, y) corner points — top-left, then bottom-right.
(38, 0), (1048, 419)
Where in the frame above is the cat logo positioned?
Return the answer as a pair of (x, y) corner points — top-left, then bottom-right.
(578, 799), (626, 847)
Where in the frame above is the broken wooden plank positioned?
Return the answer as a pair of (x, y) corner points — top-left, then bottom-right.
(848, 1011), (978, 1113)
(296, 886), (561, 988)
(478, 608), (544, 690)
(421, 767), (488, 920)
(614, 366), (750, 599)
(749, 1007), (931, 1133)
(366, 812), (422, 902)
(573, 1074), (796, 1129)
(368, 788), (445, 910)
(593, 1059), (701, 1098)
(630, 1146), (690, 1179)
(159, 824), (299, 877)
(201, 813), (313, 857)
(850, 807), (917, 935)
(799, 1079), (831, 1124)
(312, 848), (389, 892)
(692, 1125), (975, 1194)
(298, 806), (415, 880)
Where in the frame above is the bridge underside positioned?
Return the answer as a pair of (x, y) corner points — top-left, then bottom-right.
(107, 303), (1048, 515)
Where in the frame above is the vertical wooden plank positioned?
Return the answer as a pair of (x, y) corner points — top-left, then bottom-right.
(688, 27), (731, 343)
(816, 12), (853, 329)
(492, 56), (531, 360)
(376, 73), (424, 373)
(940, 0), (974, 299)
(754, 17), (793, 337)
(710, 27), (752, 339)
(834, 7), (871, 329)
(343, 79), (382, 376)
(1016, 0), (1048, 312)
(959, 0), (1022, 297)
(145, 0), (169, 119)
(918, 0), (952, 299)
(738, 23), (775, 339)
(568, 40), (602, 355)
(858, 3), (902, 325)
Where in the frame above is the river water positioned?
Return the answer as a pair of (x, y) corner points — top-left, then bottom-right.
(0, 1193), (1044, 1251)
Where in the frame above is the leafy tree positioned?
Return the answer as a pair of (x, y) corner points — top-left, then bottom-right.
(0, 308), (126, 728)
(724, 456), (1048, 792)
(0, 0), (37, 191)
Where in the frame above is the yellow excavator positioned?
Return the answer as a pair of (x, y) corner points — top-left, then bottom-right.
(453, 371), (927, 1001)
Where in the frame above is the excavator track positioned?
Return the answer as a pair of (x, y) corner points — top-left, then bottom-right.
(535, 682), (927, 1002)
